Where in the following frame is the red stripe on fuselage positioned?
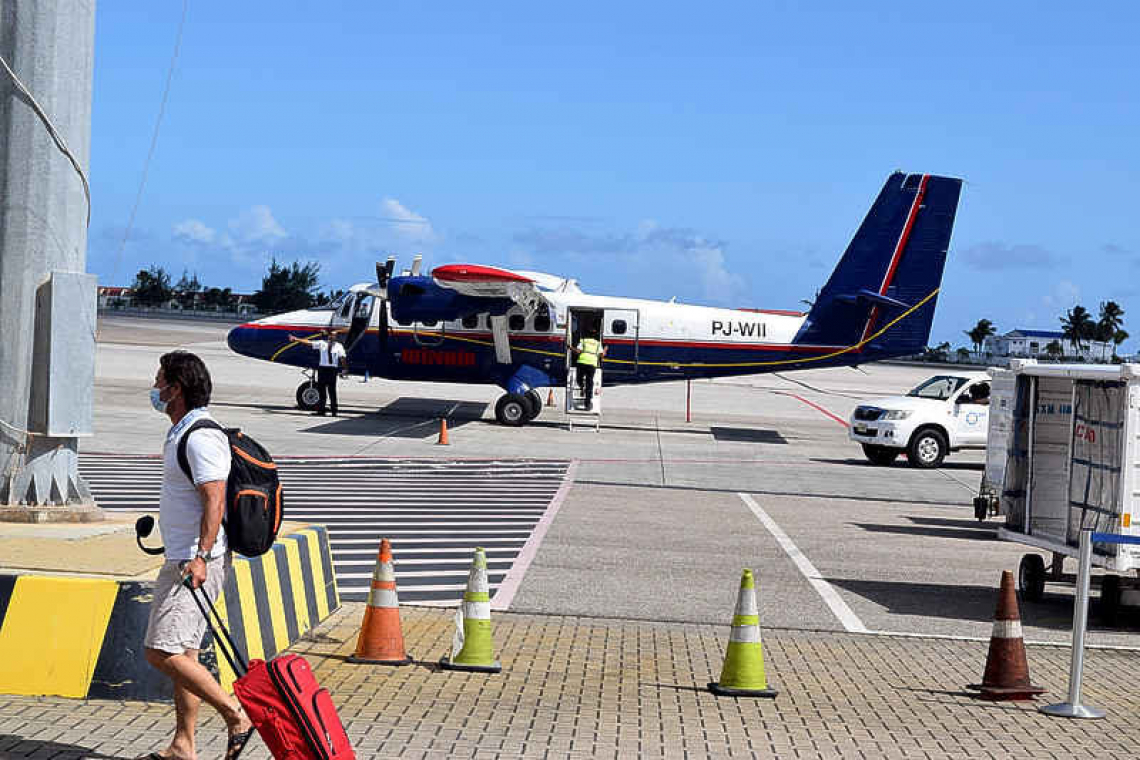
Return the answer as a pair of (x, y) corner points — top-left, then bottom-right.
(859, 173), (929, 345)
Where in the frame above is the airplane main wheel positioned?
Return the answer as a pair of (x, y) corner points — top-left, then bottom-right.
(296, 380), (323, 411)
(524, 389), (543, 421)
(495, 393), (530, 427)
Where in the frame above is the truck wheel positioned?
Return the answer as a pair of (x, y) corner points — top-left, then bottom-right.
(861, 444), (899, 466)
(495, 393), (530, 427)
(1018, 554), (1046, 603)
(296, 381), (323, 411)
(1099, 575), (1122, 626)
(907, 428), (947, 469)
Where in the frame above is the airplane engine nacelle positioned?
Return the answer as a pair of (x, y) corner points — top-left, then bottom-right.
(387, 276), (515, 324)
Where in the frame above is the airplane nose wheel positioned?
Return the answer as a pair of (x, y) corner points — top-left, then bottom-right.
(296, 380), (323, 411)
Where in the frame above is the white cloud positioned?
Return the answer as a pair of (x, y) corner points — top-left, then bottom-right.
(380, 198), (436, 244)
(228, 205), (287, 244)
(173, 219), (216, 245)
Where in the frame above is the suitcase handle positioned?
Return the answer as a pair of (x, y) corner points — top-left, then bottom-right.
(183, 576), (249, 676)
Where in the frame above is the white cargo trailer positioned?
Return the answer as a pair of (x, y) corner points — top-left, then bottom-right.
(976, 360), (1140, 623)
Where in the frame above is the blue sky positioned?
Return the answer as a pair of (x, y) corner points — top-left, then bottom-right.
(89, 2), (1139, 350)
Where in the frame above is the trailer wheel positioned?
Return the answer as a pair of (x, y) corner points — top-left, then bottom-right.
(1099, 575), (1122, 626)
(524, 389), (543, 422)
(495, 393), (530, 427)
(1018, 554), (1046, 603)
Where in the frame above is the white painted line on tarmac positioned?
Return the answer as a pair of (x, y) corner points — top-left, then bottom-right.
(739, 492), (869, 634)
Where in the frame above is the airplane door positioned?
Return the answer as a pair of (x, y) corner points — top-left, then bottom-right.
(602, 308), (639, 374)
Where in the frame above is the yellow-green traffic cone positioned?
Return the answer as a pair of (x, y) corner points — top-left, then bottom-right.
(708, 569), (777, 698)
(440, 547), (501, 673)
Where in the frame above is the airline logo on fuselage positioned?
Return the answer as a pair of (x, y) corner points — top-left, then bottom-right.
(710, 320), (767, 338)
(401, 349), (477, 367)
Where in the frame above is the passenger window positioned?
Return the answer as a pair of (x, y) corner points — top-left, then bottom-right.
(339, 297), (354, 319)
(534, 314), (551, 332)
(509, 314), (525, 331)
(462, 314), (479, 329)
(394, 317), (412, 327)
(611, 319), (627, 335)
(421, 319), (437, 328)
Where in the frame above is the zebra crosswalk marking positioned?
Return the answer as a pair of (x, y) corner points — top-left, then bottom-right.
(79, 455), (571, 606)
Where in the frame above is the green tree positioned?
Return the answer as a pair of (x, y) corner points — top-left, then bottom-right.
(252, 258), (322, 314)
(1060, 305), (1095, 354)
(131, 266), (173, 307)
(955, 347), (971, 361)
(202, 286), (234, 310)
(964, 319), (996, 355)
(1113, 329), (1129, 361)
(1045, 340), (1064, 360)
(175, 270), (202, 308)
(1096, 300), (1125, 361)
(923, 341), (950, 362)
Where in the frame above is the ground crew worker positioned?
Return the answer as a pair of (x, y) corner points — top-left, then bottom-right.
(572, 324), (605, 409)
(289, 328), (347, 416)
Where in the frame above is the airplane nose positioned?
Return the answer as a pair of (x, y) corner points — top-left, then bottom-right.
(226, 323), (259, 358)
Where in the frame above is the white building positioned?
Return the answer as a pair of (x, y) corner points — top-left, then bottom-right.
(983, 329), (1112, 361)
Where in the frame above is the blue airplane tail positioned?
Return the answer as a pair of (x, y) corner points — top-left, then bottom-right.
(792, 172), (963, 358)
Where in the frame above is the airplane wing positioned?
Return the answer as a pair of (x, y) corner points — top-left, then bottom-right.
(432, 264), (549, 316)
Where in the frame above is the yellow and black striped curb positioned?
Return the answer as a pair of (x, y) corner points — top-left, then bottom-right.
(0, 526), (338, 701)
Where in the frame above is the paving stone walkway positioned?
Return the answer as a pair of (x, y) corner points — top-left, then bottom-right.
(2, 605), (1138, 759)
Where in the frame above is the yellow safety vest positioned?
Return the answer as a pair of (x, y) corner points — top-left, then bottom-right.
(577, 338), (601, 367)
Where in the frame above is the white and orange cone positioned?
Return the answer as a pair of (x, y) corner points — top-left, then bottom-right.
(348, 538), (412, 665)
(967, 570), (1044, 700)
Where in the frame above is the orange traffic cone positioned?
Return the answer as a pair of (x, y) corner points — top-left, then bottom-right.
(967, 570), (1045, 700)
(546, 388), (555, 407)
(437, 417), (450, 445)
(348, 539), (412, 665)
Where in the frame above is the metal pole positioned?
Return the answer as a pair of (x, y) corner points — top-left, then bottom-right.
(1039, 528), (1105, 719)
(0, 0), (99, 519)
(686, 379), (691, 423)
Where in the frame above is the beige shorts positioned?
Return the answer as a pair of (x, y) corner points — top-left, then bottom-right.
(144, 554), (231, 655)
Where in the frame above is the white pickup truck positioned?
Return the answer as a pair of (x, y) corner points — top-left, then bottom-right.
(848, 372), (991, 468)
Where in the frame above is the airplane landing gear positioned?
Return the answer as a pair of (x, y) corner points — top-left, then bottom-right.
(296, 379), (323, 411)
(495, 390), (544, 426)
(495, 393), (538, 426)
(524, 389), (543, 422)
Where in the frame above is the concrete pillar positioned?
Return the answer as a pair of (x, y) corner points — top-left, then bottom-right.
(0, 0), (100, 520)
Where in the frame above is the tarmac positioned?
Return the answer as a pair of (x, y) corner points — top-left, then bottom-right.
(1, 315), (1138, 759)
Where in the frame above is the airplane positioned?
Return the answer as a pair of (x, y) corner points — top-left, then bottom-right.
(227, 172), (963, 426)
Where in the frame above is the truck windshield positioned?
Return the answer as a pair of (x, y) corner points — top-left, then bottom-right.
(907, 375), (969, 400)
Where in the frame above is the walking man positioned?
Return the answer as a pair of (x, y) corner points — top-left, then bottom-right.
(141, 350), (253, 760)
(289, 329), (347, 416)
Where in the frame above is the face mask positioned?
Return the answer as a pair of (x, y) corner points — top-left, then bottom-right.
(150, 387), (168, 414)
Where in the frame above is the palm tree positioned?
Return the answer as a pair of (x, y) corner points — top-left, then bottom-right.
(964, 319), (997, 356)
(1097, 301), (1125, 361)
(1061, 305), (1095, 356)
(1113, 329), (1129, 361)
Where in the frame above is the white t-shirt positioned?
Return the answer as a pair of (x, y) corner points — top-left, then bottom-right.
(311, 339), (346, 368)
(159, 408), (231, 561)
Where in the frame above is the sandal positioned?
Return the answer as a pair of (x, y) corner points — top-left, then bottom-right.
(225, 727), (255, 760)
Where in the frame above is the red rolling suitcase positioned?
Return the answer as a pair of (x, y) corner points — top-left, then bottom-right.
(187, 583), (355, 760)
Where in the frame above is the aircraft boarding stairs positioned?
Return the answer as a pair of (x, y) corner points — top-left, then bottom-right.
(565, 367), (601, 431)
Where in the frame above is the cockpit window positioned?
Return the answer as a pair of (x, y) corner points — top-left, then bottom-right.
(907, 375), (970, 401)
(312, 292), (348, 312)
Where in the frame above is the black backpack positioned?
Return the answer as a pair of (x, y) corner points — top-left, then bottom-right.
(177, 419), (283, 557)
